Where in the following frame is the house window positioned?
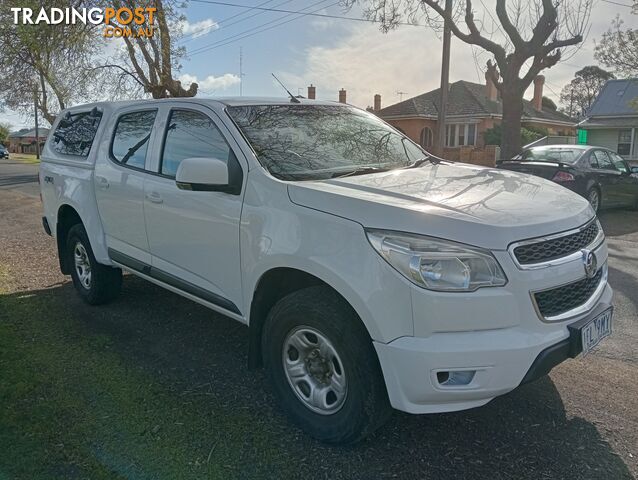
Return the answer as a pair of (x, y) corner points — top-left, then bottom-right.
(618, 129), (632, 156)
(420, 127), (433, 148)
(445, 124), (456, 147)
(445, 123), (477, 147)
(467, 124), (476, 146)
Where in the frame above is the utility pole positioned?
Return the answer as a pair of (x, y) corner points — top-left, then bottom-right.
(435, 0), (452, 155)
(239, 46), (244, 96)
(34, 91), (40, 160)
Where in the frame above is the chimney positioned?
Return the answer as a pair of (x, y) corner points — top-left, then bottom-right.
(374, 94), (381, 112)
(485, 71), (498, 102)
(338, 88), (346, 104)
(533, 75), (545, 111)
(307, 84), (316, 100)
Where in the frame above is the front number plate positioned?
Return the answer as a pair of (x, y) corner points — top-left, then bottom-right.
(581, 308), (613, 355)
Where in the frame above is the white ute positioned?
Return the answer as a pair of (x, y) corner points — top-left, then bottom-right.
(40, 98), (613, 443)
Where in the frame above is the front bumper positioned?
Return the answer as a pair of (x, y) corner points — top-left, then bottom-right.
(374, 283), (613, 414)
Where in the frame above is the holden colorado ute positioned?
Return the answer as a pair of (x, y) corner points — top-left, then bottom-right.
(39, 98), (613, 443)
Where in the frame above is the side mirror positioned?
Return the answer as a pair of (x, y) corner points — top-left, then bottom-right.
(175, 157), (229, 192)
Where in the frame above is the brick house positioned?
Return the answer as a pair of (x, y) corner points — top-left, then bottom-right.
(371, 75), (575, 164)
(8, 128), (49, 154)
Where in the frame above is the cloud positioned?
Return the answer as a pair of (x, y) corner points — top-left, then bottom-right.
(280, 0), (619, 110)
(180, 18), (218, 38)
(179, 73), (241, 93)
(279, 24), (483, 109)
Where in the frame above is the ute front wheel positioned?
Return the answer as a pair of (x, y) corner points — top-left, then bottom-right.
(262, 286), (391, 444)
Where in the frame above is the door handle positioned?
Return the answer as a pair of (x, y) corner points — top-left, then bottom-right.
(95, 176), (109, 190)
(146, 191), (163, 204)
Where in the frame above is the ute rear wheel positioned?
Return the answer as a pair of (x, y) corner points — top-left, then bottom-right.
(67, 224), (122, 305)
(262, 286), (392, 444)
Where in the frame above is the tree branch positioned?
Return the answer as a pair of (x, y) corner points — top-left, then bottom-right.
(421, 0), (507, 64)
(91, 64), (145, 88)
(495, 0), (524, 48)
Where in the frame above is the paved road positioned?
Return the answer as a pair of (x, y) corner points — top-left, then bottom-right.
(0, 162), (636, 479)
(0, 158), (40, 197)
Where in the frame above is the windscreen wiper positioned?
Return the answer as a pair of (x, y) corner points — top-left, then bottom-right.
(331, 166), (392, 178)
(404, 155), (442, 169)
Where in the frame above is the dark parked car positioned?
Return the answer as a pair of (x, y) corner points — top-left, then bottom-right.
(0, 145), (8, 159)
(498, 145), (638, 213)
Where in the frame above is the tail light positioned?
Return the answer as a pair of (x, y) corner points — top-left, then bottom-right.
(552, 171), (575, 182)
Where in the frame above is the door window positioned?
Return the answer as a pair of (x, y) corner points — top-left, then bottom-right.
(161, 109), (231, 177)
(609, 152), (629, 173)
(593, 150), (614, 170)
(111, 110), (157, 170)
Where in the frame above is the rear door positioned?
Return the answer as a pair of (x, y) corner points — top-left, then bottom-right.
(94, 108), (159, 263)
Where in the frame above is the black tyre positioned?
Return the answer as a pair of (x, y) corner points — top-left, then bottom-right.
(587, 187), (601, 213)
(262, 286), (392, 444)
(67, 224), (122, 305)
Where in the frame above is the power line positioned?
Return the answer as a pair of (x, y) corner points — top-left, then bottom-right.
(180, 0), (276, 42)
(180, 0), (295, 44)
(188, 0), (426, 27)
(188, 0), (338, 56)
(598, 0), (633, 7)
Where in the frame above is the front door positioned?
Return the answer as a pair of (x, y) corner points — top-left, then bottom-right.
(590, 149), (623, 206)
(609, 152), (638, 206)
(142, 104), (246, 315)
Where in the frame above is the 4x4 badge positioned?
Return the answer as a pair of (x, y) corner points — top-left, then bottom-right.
(582, 249), (597, 279)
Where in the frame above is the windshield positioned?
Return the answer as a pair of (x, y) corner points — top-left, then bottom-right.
(227, 104), (425, 180)
(515, 147), (583, 164)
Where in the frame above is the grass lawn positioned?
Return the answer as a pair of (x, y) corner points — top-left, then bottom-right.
(0, 272), (292, 479)
(8, 153), (40, 164)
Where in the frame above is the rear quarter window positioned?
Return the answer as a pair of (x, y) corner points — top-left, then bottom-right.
(51, 110), (103, 157)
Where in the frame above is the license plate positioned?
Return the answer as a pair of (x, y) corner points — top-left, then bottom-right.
(581, 308), (613, 355)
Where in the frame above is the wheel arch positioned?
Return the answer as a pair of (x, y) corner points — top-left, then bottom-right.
(247, 267), (373, 370)
(56, 204), (84, 274)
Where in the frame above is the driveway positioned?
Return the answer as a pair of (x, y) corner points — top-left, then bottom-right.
(0, 164), (636, 479)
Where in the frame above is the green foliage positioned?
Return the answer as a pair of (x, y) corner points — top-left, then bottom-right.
(0, 122), (11, 145)
(542, 96), (557, 111)
(483, 124), (548, 148)
(559, 66), (615, 118)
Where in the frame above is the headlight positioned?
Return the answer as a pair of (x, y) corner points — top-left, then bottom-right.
(366, 229), (507, 292)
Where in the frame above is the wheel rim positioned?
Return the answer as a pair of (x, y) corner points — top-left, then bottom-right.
(73, 242), (92, 289)
(588, 190), (600, 211)
(282, 326), (347, 415)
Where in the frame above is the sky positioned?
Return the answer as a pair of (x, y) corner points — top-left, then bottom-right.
(2, 0), (636, 130)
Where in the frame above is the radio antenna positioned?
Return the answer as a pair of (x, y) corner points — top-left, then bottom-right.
(272, 73), (300, 103)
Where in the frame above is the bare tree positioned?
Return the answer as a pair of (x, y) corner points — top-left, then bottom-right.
(595, 14), (638, 78)
(106, 0), (197, 98)
(347, 0), (592, 159)
(0, 0), (103, 124)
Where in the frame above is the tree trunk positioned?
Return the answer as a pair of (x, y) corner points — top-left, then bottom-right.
(500, 85), (523, 160)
